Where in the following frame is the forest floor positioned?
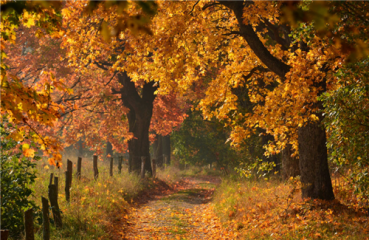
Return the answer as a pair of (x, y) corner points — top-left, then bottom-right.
(119, 175), (238, 240)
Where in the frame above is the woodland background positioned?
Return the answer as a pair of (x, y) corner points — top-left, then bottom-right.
(1, 1), (369, 239)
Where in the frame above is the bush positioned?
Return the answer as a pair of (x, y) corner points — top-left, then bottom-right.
(0, 124), (39, 238)
(322, 58), (369, 206)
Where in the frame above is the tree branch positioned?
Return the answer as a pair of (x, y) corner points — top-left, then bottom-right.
(219, 1), (291, 79)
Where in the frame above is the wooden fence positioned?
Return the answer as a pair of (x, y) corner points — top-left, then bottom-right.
(20, 155), (156, 240)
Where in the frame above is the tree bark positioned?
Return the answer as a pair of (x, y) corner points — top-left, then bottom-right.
(155, 135), (163, 167)
(298, 118), (334, 200)
(281, 144), (300, 180)
(118, 72), (156, 175)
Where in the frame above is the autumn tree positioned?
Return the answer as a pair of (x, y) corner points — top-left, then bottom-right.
(59, 1), (192, 175)
(197, 1), (368, 199)
(113, 1), (368, 200)
(1, 1), (69, 162)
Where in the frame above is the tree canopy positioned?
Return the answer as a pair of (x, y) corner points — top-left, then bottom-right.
(1, 0), (369, 200)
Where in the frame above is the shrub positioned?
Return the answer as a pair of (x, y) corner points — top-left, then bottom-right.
(0, 123), (39, 238)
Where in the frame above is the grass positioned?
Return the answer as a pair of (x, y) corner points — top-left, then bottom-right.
(18, 152), (216, 240)
(155, 164), (221, 183)
(25, 152), (142, 240)
(213, 175), (369, 239)
(22, 154), (369, 240)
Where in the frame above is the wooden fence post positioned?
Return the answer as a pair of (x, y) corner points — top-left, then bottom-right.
(76, 157), (82, 180)
(141, 156), (146, 179)
(151, 158), (156, 178)
(24, 208), (34, 240)
(1, 230), (9, 240)
(93, 155), (99, 180)
(67, 159), (73, 186)
(110, 157), (113, 177)
(49, 173), (54, 186)
(54, 177), (58, 199)
(118, 156), (122, 174)
(48, 184), (62, 228)
(65, 171), (70, 202)
(41, 197), (50, 240)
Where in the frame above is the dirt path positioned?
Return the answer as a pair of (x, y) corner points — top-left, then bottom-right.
(121, 176), (237, 240)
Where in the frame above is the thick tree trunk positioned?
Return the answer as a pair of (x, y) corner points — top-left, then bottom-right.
(118, 72), (157, 176)
(298, 118), (334, 200)
(127, 112), (152, 175)
(281, 144), (300, 180)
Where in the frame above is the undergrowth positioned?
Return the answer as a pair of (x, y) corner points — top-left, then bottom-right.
(27, 154), (141, 240)
(23, 154), (213, 239)
(213, 176), (369, 239)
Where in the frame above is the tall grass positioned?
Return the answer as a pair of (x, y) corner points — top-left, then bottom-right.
(22, 152), (221, 239)
(28, 152), (141, 240)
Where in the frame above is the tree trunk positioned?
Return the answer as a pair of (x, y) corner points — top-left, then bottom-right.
(162, 135), (171, 165)
(298, 118), (334, 200)
(106, 141), (113, 159)
(155, 135), (163, 167)
(77, 140), (83, 157)
(152, 136), (158, 159)
(118, 72), (157, 176)
(127, 110), (152, 175)
(281, 144), (300, 180)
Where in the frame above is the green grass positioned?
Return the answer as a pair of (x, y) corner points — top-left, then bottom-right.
(198, 182), (217, 189)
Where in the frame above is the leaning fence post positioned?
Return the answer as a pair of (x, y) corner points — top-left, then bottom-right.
(109, 157), (113, 177)
(141, 156), (146, 179)
(76, 157), (82, 180)
(67, 159), (73, 186)
(65, 171), (70, 202)
(24, 208), (34, 240)
(48, 184), (62, 228)
(93, 155), (99, 180)
(118, 156), (122, 174)
(54, 177), (58, 199)
(41, 197), (50, 240)
(151, 158), (156, 178)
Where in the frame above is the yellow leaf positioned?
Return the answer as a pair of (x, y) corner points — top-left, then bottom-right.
(22, 143), (30, 150)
